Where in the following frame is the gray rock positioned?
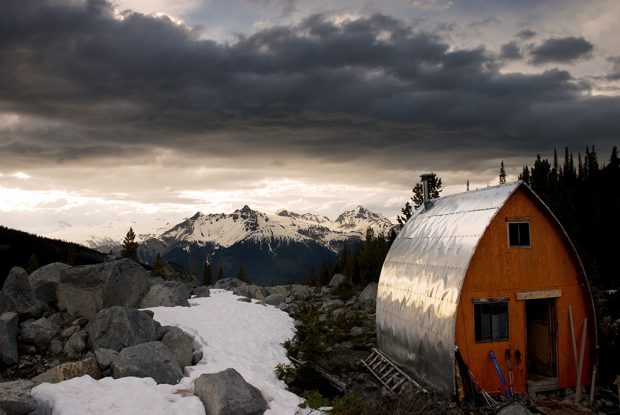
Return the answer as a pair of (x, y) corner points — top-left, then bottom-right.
(0, 313), (18, 365)
(267, 286), (289, 297)
(192, 348), (204, 365)
(497, 403), (533, 415)
(95, 348), (118, 370)
(291, 285), (312, 301)
(20, 317), (60, 348)
(0, 380), (36, 415)
(64, 331), (87, 357)
(358, 282), (378, 309)
(47, 312), (69, 327)
(139, 282), (191, 308)
(321, 299), (344, 312)
(60, 325), (80, 338)
(278, 303), (289, 312)
(87, 306), (162, 352)
(261, 294), (285, 306)
(192, 286), (211, 298)
(111, 341), (183, 385)
(350, 327), (364, 337)
(49, 339), (63, 354)
(332, 308), (349, 324)
(328, 273), (347, 288)
(161, 326), (194, 368)
(214, 278), (246, 290)
(32, 357), (101, 385)
(57, 259), (150, 319)
(194, 368), (267, 415)
(237, 297), (252, 303)
(149, 276), (165, 286)
(28, 262), (70, 307)
(0, 267), (42, 318)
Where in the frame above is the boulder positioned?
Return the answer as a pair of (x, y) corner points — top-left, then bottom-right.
(267, 286), (289, 297)
(49, 339), (63, 354)
(111, 341), (183, 385)
(32, 357), (101, 385)
(332, 308), (350, 324)
(20, 317), (60, 348)
(350, 327), (364, 337)
(60, 325), (80, 338)
(194, 368), (267, 415)
(291, 285), (312, 301)
(0, 267), (42, 317)
(233, 285), (268, 300)
(139, 282), (191, 308)
(261, 294), (285, 306)
(321, 299), (344, 312)
(192, 347), (204, 365)
(358, 282), (378, 309)
(63, 331), (87, 357)
(57, 259), (150, 319)
(87, 306), (162, 352)
(28, 262), (70, 307)
(497, 403), (533, 415)
(192, 286), (211, 298)
(161, 326), (194, 368)
(0, 312), (18, 365)
(0, 380), (36, 415)
(214, 278), (246, 290)
(0, 312), (19, 366)
(95, 348), (118, 370)
(328, 273), (347, 289)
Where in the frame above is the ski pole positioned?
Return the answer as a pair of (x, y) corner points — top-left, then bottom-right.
(490, 350), (512, 399)
(505, 349), (515, 396)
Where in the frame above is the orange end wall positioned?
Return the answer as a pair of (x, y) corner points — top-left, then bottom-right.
(455, 188), (593, 394)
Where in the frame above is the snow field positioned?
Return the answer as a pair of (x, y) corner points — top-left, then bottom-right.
(32, 289), (302, 414)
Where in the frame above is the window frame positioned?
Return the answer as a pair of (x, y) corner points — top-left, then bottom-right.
(473, 298), (510, 343)
(507, 220), (531, 248)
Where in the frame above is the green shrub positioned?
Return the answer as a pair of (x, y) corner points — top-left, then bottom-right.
(331, 392), (371, 415)
(298, 390), (331, 410)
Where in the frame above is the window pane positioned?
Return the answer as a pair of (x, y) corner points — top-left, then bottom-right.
(474, 302), (508, 342)
(508, 222), (530, 247)
(508, 223), (520, 246)
(518, 222), (530, 246)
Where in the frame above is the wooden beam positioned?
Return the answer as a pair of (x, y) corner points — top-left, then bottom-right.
(515, 289), (561, 300)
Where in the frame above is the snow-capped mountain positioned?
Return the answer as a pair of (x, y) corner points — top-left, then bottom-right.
(47, 205), (395, 284)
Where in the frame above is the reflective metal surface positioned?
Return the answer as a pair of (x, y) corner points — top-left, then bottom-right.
(376, 182), (521, 394)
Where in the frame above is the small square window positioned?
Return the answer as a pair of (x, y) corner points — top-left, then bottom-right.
(508, 222), (530, 247)
(474, 301), (509, 342)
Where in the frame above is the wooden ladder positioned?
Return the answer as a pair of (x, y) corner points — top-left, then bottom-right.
(361, 348), (427, 395)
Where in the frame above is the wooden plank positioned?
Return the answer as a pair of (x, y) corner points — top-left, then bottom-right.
(515, 289), (561, 300)
(575, 318), (587, 403)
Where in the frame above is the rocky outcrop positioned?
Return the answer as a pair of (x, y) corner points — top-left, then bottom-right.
(111, 341), (183, 385)
(0, 380), (36, 415)
(0, 313), (18, 366)
(194, 368), (267, 415)
(328, 273), (347, 289)
(28, 262), (70, 307)
(260, 294), (285, 306)
(214, 278), (246, 290)
(192, 286), (211, 298)
(0, 267), (42, 318)
(87, 306), (162, 352)
(139, 281), (191, 308)
(63, 331), (87, 357)
(358, 282), (378, 310)
(161, 326), (194, 369)
(57, 259), (150, 319)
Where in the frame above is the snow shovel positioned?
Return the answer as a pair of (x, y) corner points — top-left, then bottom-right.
(490, 350), (512, 399)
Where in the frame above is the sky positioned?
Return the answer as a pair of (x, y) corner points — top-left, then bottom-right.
(1, 0), (619, 234)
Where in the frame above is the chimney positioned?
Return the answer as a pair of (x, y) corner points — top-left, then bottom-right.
(420, 173), (434, 210)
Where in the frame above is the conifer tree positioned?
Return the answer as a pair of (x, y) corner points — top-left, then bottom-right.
(217, 265), (224, 281)
(152, 253), (166, 277)
(236, 264), (251, 283)
(397, 173), (442, 224)
(466, 179), (470, 191)
(27, 253), (39, 274)
(120, 227), (139, 262)
(203, 262), (212, 286)
(499, 160), (507, 184)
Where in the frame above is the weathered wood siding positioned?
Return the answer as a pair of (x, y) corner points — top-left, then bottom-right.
(455, 187), (593, 393)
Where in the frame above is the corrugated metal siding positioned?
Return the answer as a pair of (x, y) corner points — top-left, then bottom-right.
(376, 182), (521, 394)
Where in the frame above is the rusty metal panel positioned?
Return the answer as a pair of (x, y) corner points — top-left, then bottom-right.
(376, 182), (521, 394)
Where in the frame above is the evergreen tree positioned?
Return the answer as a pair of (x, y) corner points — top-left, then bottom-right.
(152, 253), (166, 277)
(466, 179), (470, 192)
(120, 227), (139, 262)
(397, 173), (443, 224)
(499, 160), (507, 184)
(203, 262), (212, 286)
(27, 253), (39, 274)
(610, 146), (619, 166)
(217, 265), (224, 281)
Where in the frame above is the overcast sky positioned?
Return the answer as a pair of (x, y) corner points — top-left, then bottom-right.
(1, 0), (619, 233)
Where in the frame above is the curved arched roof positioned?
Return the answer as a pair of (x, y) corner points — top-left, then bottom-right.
(376, 181), (522, 393)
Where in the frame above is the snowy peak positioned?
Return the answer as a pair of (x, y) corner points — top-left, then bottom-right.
(276, 209), (329, 224)
(334, 205), (393, 234)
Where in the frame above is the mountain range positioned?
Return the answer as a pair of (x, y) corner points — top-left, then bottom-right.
(47, 205), (395, 285)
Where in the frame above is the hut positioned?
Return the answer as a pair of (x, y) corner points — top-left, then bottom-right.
(376, 180), (596, 396)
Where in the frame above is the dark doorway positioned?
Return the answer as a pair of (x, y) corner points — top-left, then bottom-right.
(526, 298), (558, 378)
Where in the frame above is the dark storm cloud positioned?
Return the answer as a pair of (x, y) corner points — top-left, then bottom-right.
(500, 41), (522, 60)
(607, 56), (620, 81)
(529, 36), (594, 65)
(516, 29), (537, 40)
(0, 0), (618, 170)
